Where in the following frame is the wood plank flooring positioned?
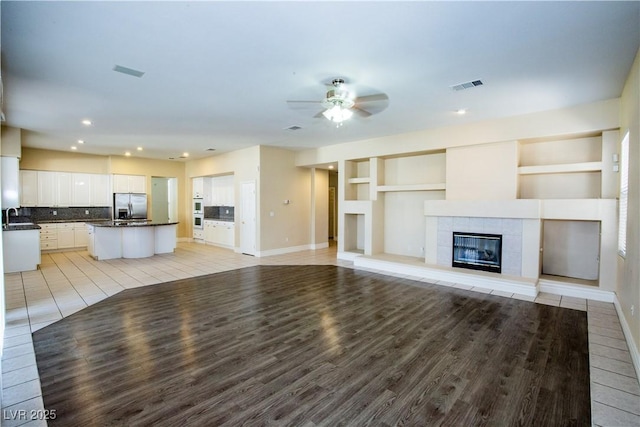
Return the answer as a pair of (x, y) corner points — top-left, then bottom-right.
(32, 265), (591, 426)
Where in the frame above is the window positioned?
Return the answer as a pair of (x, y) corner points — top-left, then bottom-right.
(618, 132), (629, 257)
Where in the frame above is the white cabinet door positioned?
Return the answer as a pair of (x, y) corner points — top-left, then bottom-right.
(204, 220), (215, 243)
(113, 174), (146, 193)
(56, 172), (73, 207)
(72, 173), (92, 206)
(74, 223), (88, 247)
(223, 223), (235, 246)
(193, 177), (204, 198)
(129, 175), (146, 193)
(20, 170), (38, 207)
(91, 174), (111, 206)
(203, 178), (212, 206)
(57, 224), (75, 249)
(112, 174), (130, 193)
(37, 171), (57, 206)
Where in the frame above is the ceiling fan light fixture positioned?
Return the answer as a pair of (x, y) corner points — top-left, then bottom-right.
(322, 104), (353, 123)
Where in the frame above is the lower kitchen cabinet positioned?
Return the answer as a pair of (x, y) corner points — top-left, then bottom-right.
(40, 222), (89, 251)
(203, 220), (234, 248)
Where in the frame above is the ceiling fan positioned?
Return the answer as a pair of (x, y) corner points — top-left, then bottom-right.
(287, 78), (389, 124)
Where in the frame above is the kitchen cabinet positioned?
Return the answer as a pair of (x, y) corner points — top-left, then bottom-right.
(57, 223), (75, 249)
(3, 228), (41, 273)
(91, 174), (111, 206)
(204, 220), (234, 248)
(20, 170), (38, 207)
(38, 171), (72, 207)
(72, 173), (92, 206)
(113, 174), (146, 193)
(193, 177), (204, 198)
(40, 222), (89, 251)
(1, 157), (20, 208)
(211, 175), (235, 206)
(20, 171), (111, 207)
(74, 222), (89, 247)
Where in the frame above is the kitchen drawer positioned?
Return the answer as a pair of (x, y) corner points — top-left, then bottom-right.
(40, 240), (58, 250)
(39, 224), (57, 230)
(40, 233), (57, 240)
(56, 223), (74, 230)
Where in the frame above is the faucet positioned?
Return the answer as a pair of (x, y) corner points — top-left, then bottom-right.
(5, 207), (19, 228)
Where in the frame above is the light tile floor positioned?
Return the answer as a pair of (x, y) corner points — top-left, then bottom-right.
(2, 242), (639, 426)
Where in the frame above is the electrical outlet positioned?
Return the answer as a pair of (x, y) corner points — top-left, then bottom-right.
(53, 210), (57, 216)
(85, 210), (90, 215)
(632, 305), (635, 317)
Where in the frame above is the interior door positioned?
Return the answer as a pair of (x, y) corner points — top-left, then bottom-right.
(240, 181), (256, 255)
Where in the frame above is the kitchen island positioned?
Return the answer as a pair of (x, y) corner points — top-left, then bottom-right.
(2, 223), (41, 272)
(87, 221), (178, 260)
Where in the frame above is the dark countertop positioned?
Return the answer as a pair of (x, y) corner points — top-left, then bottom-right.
(2, 224), (42, 231)
(203, 217), (235, 222)
(37, 219), (112, 224)
(87, 221), (179, 228)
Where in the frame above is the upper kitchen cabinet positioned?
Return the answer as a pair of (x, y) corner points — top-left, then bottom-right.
(113, 174), (146, 193)
(20, 170), (38, 207)
(72, 173), (92, 206)
(211, 175), (235, 206)
(90, 174), (111, 206)
(38, 171), (72, 207)
(193, 177), (204, 198)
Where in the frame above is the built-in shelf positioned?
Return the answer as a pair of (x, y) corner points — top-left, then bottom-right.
(377, 183), (446, 192)
(347, 177), (371, 184)
(518, 161), (602, 175)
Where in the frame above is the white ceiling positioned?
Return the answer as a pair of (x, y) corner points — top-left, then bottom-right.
(1, 1), (639, 161)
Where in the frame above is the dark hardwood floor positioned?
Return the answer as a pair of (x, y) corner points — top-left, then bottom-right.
(33, 265), (590, 426)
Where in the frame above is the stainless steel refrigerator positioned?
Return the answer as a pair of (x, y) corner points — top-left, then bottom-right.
(113, 193), (147, 219)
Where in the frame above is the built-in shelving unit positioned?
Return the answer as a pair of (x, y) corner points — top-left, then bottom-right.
(377, 183), (446, 192)
(518, 161), (603, 175)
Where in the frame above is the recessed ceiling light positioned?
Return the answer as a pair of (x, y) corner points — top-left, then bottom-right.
(71, 146), (77, 150)
(328, 165), (334, 170)
(182, 152), (189, 157)
(124, 151), (131, 157)
(77, 139), (85, 144)
(455, 109), (467, 115)
(82, 119), (92, 126)
(137, 147), (143, 151)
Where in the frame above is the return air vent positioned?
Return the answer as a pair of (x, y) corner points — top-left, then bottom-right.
(450, 79), (483, 91)
(285, 125), (302, 131)
(113, 65), (145, 78)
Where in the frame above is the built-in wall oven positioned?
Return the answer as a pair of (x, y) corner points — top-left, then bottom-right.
(193, 214), (204, 229)
(193, 198), (204, 229)
(193, 198), (203, 214)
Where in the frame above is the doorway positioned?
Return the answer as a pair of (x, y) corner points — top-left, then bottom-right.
(151, 177), (178, 223)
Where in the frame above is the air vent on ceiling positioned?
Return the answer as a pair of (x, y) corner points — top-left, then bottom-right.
(285, 125), (302, 131)
(113, 65), (145, 78)
(206, 148), (216, 151)
(450, 79), (483, 91)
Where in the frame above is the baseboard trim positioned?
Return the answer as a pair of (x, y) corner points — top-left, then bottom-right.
(257, 244), (312, 257)
(538, 279), (615, 302)
(613, 295), (640, 382)
(337, 251), (362, 262)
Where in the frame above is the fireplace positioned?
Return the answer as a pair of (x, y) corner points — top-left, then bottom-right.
(452, 232), (502, 273)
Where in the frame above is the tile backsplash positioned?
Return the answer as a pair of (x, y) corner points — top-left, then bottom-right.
(204, 206), (235, 221)
(2, 207), (112, 224)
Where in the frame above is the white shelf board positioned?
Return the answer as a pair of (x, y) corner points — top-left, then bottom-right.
(347, 177), (371, 184)
(378, 183), (446, 192)
(518, 161), (602, 175)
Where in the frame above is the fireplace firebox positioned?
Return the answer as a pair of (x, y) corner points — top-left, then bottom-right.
(452, 232), (502, 273)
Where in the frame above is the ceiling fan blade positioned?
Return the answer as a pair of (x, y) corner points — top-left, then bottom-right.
(352, 106), (372, 117)
(354, 93), (388, 103)
(287, 100), (322, 104)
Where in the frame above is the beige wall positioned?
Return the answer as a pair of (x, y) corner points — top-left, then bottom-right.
(618, 47), (640, 360)
(259, 146), (311, 252)
(311, 168), (329, 247)
(446, 141), (518, 200)
(1, 126), (22, 157)
(20, 147), (110, 174)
